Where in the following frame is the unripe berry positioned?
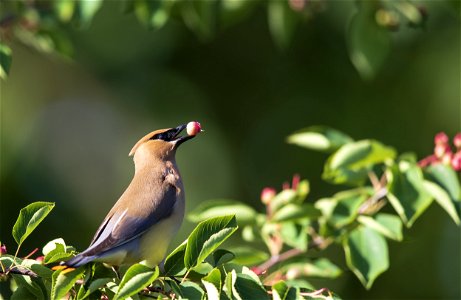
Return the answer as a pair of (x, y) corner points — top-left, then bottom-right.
(0, 244), (6, 255)
(453, 133), (461, 149)
(375, 9), (400, 31)
(261, 187), (276, 205)
(434, 144), (450, 158)
(186, 121), (202, 136)
(441, 152), (453, 166)
(434, 132), (449, 145)
(452, 152), (461, 171)
(286, 267), (302, 280)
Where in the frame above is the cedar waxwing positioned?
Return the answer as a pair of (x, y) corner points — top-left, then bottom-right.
(63, 122), (201, 268)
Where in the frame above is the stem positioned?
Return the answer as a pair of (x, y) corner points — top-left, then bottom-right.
(300, 288), (332, 299)
(23, 247), (39, 259)
(254, 248), (304, 276)
(180, 269), (191, 284)
(359, 171), (389, 215)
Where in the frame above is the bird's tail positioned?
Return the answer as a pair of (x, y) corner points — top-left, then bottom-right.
(59, 253), (95, 268)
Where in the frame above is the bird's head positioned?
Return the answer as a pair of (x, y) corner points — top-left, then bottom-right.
(129, 122), (201, 164)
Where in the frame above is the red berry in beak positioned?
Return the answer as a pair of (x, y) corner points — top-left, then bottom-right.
(187, 121), (202, 136)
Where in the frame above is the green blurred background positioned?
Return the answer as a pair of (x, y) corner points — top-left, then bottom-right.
(1, 0), (459, 299)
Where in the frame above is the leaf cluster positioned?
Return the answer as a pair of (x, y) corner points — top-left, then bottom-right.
(1, 126), (459, 299)
(0, 0), (429, 80)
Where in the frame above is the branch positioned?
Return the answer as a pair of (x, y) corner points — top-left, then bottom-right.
(253, 235), (331, 276)
(0, 266), (37, 278)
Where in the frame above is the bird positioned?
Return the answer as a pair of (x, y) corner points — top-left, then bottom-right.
(62, 122), (202, 268)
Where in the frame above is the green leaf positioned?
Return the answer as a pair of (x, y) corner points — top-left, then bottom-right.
(223, 269), (237, 299)
(201, 268), (221, 299)
(323, 140), (396, 185)
(424, 180), (460, 225)
(188, 199), (257, 225)
(77, 278), (112, 300)
(280, 220), (308, 251)
(284, 279), (313, 290)
(272, 203), (321, 222)
(267, 0), (299, 49)
(11, 274), (46, 300)
(228, 246), (269, 266)
(347, 1), (391, 80)
(344, 226), (389, 289)
(329, 189), (368, 228)
(78, 0), (103, 27)
(272, 281), (298, 300)
(357, 214), (403, 241)
(234, 272), (269, 300)
(165, 278), (183, 298)
(387, 162), (433, 227)
(0, 42), (12, 79)
(43, 238), (67, 255)
(12, 202), (55, 246)
(114, 264), (159, 300)
(0, 255), (17, 270)
(287, 126), (354, 153)
(21, 259), (53, 279)
(11, 287), (36, 300)
(179, 281), (205, 299)
(269, 189), (297, 212)
(223, 267), (267, 300)
(211, 249), (235, 267)
(51, 267), (85, 300)
(281, 258), (342, 279)
(425, 164), (460, 201)
(44, 242), (73, 264)
(163, 241), (187, 276)
(53, 0), (76, 22)
(184, 215), (238, 269)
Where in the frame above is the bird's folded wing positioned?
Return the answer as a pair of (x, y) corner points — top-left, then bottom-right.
(81, 185), (177, 257)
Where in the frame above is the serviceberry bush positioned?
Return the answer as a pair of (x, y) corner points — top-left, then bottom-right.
(1, 127), (459, 300)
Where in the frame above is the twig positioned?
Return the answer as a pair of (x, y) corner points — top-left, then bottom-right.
(254, 228), (332, 276)
(1, 266), (37, 277)
(358, 172), (389, 214)
(254, 248), (304, 276)
(23, 248), (39, 259)
(300, 287), (333, 299)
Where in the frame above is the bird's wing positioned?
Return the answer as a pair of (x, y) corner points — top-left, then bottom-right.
(81, 184), (177, 257)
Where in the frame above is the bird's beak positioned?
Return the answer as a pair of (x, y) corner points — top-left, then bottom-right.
(170, 124), (195, 147)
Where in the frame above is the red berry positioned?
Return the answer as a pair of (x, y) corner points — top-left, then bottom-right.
(261, 187), (276, 204)
(434, 132), (449, 145)
(186, 121), (202, 136)
(0, 244), (6, 255)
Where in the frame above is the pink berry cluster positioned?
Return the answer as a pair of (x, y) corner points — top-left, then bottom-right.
(419, 132), (461, 171)
(260, 174), (301, 205)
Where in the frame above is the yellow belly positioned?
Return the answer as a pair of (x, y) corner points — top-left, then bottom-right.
(138, 217), (181, 267)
